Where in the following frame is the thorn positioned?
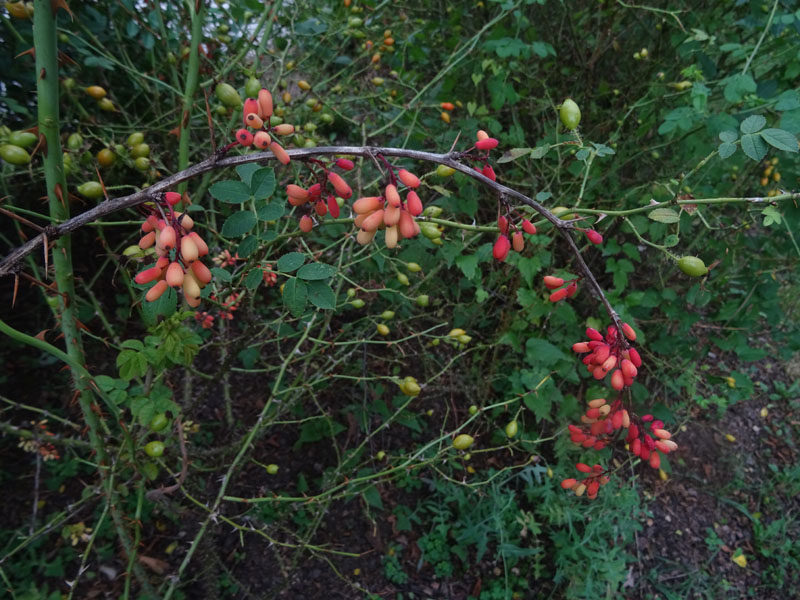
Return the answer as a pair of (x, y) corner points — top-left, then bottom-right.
(12, 274), (19, 308)
(51, 0), (74, 20)
(43, 232), (49, 277)
(16, 47), (35, 60)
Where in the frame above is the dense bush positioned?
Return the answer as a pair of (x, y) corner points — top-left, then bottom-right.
(1, 1), (799, 598)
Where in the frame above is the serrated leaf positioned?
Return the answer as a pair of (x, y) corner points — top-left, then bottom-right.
(256, 203), (285, 221)
(497, 147), (532, 163)
(718, 142), (737, 159)
(277, 252), (305, 273)
(297, 262), (336, 280)
(740, 133), (768, 161)
(307, 280), (336, 309)
(648, 208), (680, 223)
(236, 163), (259, 186)
(759, 128), (799, 152)
(210, 268), (232, 282)
(761, 206), (782, 226)
(283, 278), (307, 317)
(251, 167), (276, 200)
(117, 349), (148, 381)
(221, 211), (257, 237)
(719, 130), (738, 143)
(740, 114), (766, 134)
(209, 180), (251, 204)
(576, 148), (591, 160)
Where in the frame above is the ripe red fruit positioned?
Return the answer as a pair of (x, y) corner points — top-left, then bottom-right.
(315, 199), (327, 217)
(146, 280), (169, 302)
(406, 190), (423, 216)
(166, 262), (185, 287)
(139, 231), (156, 249)
(385, 184), (401, 208)
(287, 184), (309, 202)
(135, 265), (163, 285)
(270, 141), (290, 165)
(236, 129), (254, 146)
(561, 478), (577, 489)
(299, 215), (313, 233)
(336, 158), (354, 170)
(165, 191), (182, 206)
(565, 282), (578, 298)
(397, 169), (420, 188)
(549, 288), (569, 302)
(327, 195), (340, 218)
(586, 327), (603, 342)
(610, 369), (624, 391)
(493, 235), (510, 261)
(512, 231), (524, 252)
(482, 165), (496, 181)
(629, 348), (642, 367)
(475, 138), (499, 150)
(543, 276), (564, 289)
(585, 229), (603, 245)
(328, 172), (352, 198)
(258, 89), (273, 118)
(243, 98), (259, 124)
(576, 463), (592, 473)
(521, 219), (536, 235)
(622, 322), (636, 341)
(497, 215), (509, 234)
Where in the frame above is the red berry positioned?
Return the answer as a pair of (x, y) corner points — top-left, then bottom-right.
(543, 275), (564, 290)
(165, 191), (182, 206)
(482, 165), (496, 181)
(521, 219), (536, 235)
(236, 129), (254, 146)
(493, 235), (510, 261)
(497, 215), (509, 234)
(585, 229), (603, 245)
(475, 138), (499, 150)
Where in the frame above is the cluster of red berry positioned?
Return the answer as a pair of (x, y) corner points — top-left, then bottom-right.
(286, 158), (355, 232)
(561, 323), (677, 498)
(134, 192), (212, 307)
(235, 88), (295, 164)
(560, 463), (609, 500)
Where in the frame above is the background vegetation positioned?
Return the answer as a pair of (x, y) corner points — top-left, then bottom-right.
(1, 0), (799, 598)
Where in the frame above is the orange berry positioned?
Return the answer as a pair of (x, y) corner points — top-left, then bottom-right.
(406, 190), (423, 216)
(165, 262), (185, 287)
(440, 111), (450, 124)
(440, 102), (455, 111)
(180, 235), (199, 263)
(146, 280), (169, 302)
(138, 231), (156, 249)
(243, 99), (260, 124)
(353, 196), (381, 214)
(299, 215), (313, 233)
(253, 131), (271, 149)
(397, 169), (420, 188)
(328, 172), (352, 198)
(190, 261), (213, 285)
(187, 232), (208, 257)
(272, 124), (295, 135)
(270, 141), (290, 165)
(258, 89), (273, 118)
(385, 184), (401, 208)
(512, 231), (524, 252)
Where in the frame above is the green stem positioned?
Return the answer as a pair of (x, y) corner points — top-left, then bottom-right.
(177, 1), (205, 193)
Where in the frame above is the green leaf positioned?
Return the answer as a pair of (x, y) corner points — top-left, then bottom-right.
(256, 203), (285, 221)
(237, 235), (258, 258)
(307, 280), (336, 309)
(497, 147), (531, 163)
(283, 278), (307, 317)
(297, 262), (337, 280)
(718, 142), (737, 159)
(221, 211), (257, 237)
(277, 252), (306, 273)
(525, 337), (566, 366)
(523, 390), (552, 423)
(117, 349), (147, 380)
(236, 163), (259, 186)
(718, 130), (738, 143)
(761, 206), (782, 227)
(774, 90), (800, 111)
(740, 114), (766, 134)
(723, 73), (756, 103)
(210, 267), (232, 282)
(455, 253), (479, 280)
(251, 167), (276, 200)
(740, 133), (768, 161)
(648, 208), (680, 223)
(759, 128), (798, 152)
(663, 234), (680, 247)
(530, 144), (549, 159)
(245, 269), (262, 290)
(209, 180), (251, 204)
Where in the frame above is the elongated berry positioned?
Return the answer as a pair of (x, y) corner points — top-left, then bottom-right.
(621, 322), (636, 341)
(549, 288), (569, 302)
(246, 113), (264, 129)
(299, 215), (313, 233)
(243, 98), (260, 124)
(272, 124), (294, 136)
(357, 228), (376, 245)
(328, 172), (352, 198)
(586, 327), (603, 342)
(572, 342), (590, 353)
(362, 210), (385, 232)
(353, 196), (381, 214)
(543, 276), (564, 290)
(139, 231), (156, 249)
(397, 169), (420, 188)
(181, 235), (199, 263)
(629, 348), (642, 367)
(336, 158), (354, 170)
(585, 229), (603, 245)
(611, 369), (624, 391)
(187, 232), (209, 256)
(385, 225), (399, 249)
(385, 184), (401, 208)
(159, 226), (176, 251)
(406, 191), (423, 216)
(165, 191), (182, 206)
(521, 219), (536, 235)
(476, 130), (489, 141)
(146, 280), (169, 302)
(512, 231), (524, 252)
(565, 282), (578, 298)
(166, 262), (185, 287)
(287, 184), (309, 202)
(475, 138), (499, 150)
(384, 203), (401, 226)
(493, 235), (510, 261)
(398, 210), (418, 239)
(270, 141), (290, 165)
(191, 261), (213, 285)
(327, 195), (340, 218)
(258, 89), (273, 118)
(561, 478), (577, 490)
(135, 265), (163, 284)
